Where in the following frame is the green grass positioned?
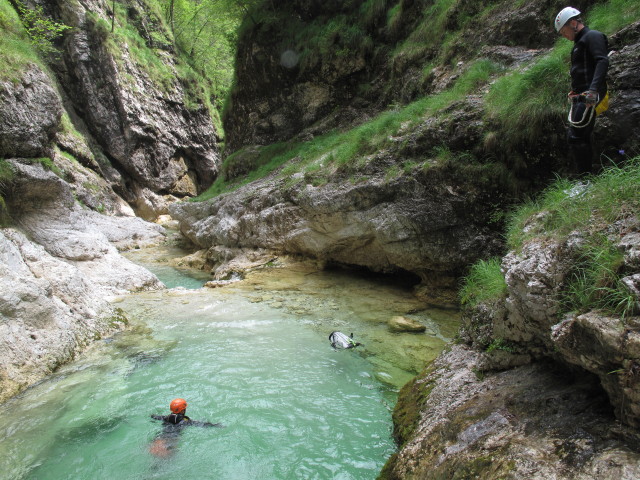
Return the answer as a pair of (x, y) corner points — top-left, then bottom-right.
(562, 239), (637, 319)
(104, 3), (176, 93)
(461, 157), (639, 317)
(484, 0), (640, 153)
(588, 0), (640, 33)
(27, 157), (63, 176)
(485, 338), (516, 354)
(459, 258), (508, 307)
(296, 14), (374, 73)
(506, 157), (640, 250)
(484, 42), (570, 150)
(504, 157), (640, 317)
(392, 0), (456, 63)
(199, 58), (503, 201)
(0, 0), (45, 83)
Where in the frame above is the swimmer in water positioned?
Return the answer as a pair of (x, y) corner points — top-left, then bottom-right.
(149, 398), (222, 458)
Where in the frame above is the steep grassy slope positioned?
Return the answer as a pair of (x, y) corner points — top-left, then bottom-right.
(213, 0), (640, 204)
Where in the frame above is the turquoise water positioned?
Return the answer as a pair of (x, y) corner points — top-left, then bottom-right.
(0, 251), (459, 479)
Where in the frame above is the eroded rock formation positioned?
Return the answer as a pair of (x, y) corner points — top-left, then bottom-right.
(382, 346), (640, 479)
(170, 154), (504, 304)
(0, 0), (219, 401)
(0, 160), (164, 403)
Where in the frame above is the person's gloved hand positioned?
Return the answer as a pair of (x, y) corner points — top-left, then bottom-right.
(584, 90), (598, 106)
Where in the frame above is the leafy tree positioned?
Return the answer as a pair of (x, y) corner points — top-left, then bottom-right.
(13, 0), (71, 57)
(159, 0), (255, 98)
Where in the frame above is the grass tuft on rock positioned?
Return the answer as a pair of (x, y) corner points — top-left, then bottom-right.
(459, 258), (507, 307)
(195, 58), (503, 201)
(506, 157), (640, 250)
(505, 156), (640, 317)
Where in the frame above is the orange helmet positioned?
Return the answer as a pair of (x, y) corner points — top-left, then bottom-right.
(170, 398), (187, 414)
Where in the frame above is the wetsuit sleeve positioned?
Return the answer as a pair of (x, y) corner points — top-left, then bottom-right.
(587, 31), (609, 93)
(150, 415), (165, 421)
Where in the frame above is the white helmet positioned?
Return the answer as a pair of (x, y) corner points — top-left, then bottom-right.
(555, 7), (581, 32)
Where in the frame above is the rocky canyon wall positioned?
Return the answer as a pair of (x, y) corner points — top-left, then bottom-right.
(0, 0), (219, 401)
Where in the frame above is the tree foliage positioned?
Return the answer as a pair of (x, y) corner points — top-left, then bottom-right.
(159, 0), (259, 99)
(13, 0), (71, 57)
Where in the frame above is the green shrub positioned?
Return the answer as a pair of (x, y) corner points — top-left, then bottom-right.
(14, 0), (71, 57)
(361, 0), (389, 28)
(459, 258), (507, 307)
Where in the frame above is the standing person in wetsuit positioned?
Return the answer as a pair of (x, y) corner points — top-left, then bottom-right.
(554, 7), (609, 176)
(149, 398), (222, 458)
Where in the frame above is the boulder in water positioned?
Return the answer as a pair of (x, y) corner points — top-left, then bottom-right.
(388, 316), (426, 333)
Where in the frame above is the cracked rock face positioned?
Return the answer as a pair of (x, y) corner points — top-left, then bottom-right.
(460, 214), (640, 429)
(0, 66), (62, 158)
(170, 169), (503, 303)
(51, 0), (220, 201)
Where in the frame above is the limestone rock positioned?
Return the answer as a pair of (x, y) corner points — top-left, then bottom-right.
(460, 214), (640, 428)
(170, 249), (209, 270)
(170, 165), (503, 296)
(599, 20), (640, 156)
(388, 316), (426, 333)
(0, 66), (62, 157)
(0, 160), (165, 402)
(0, 228), (122, 403)
(223, 1), (557, 153)
(204, 279), (237, 288)
(50, 0), (219, 202)
(500, 239), (574, 351)
(384, 345), (640, 479)
(552, 313), (640, 428)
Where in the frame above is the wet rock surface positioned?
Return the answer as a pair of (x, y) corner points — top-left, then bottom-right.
(383, 345), (640, 479)
(388, 316), (427, 333)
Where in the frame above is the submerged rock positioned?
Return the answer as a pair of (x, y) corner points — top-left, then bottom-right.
(389, 316), (427, 333)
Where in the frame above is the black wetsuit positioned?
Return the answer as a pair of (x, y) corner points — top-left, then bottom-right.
(151, 413), (220, 428)
(149, 413), (222, 457)
(567, 26), (609, 175)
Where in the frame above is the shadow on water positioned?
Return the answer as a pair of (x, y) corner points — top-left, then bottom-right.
(107, 323), (178, 376)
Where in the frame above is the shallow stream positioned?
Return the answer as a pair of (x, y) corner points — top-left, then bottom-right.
(0, 239), (459, 479)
